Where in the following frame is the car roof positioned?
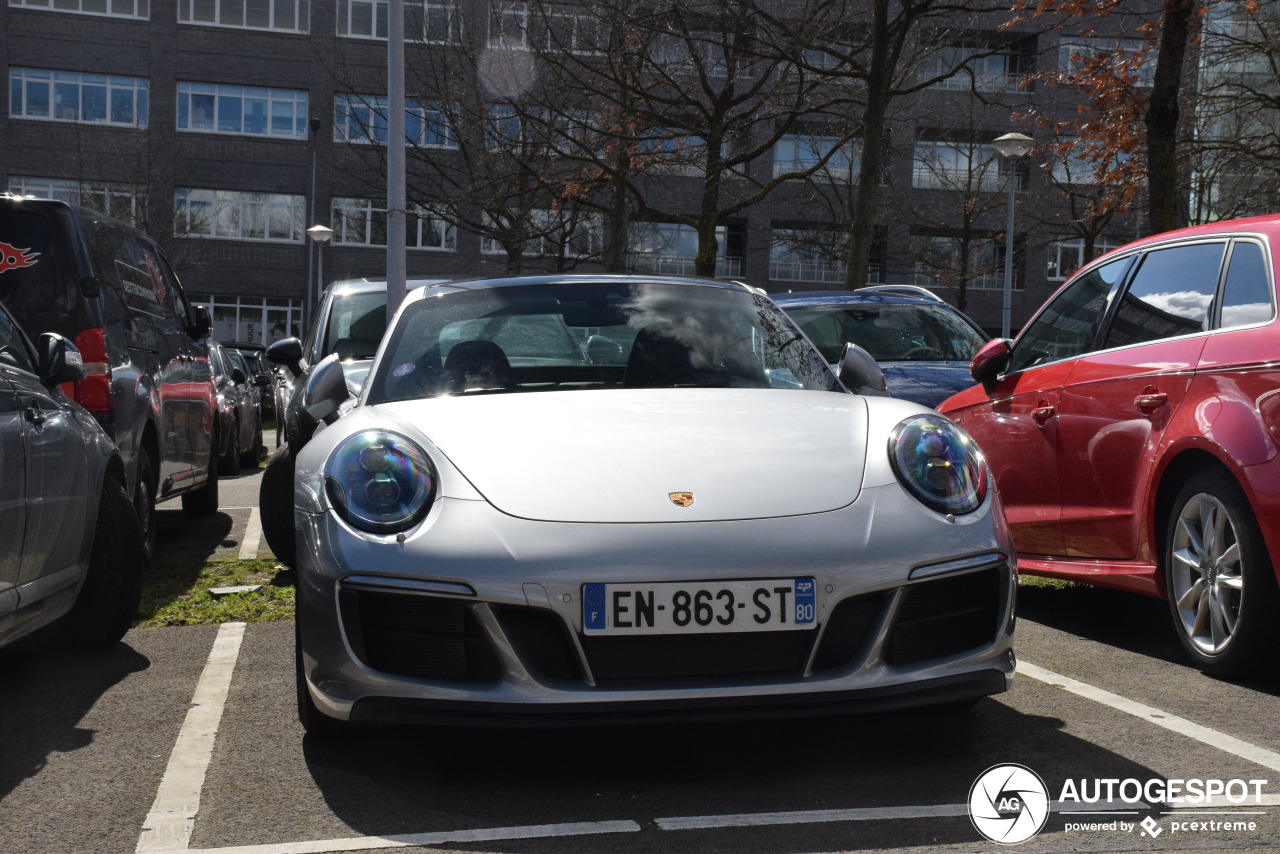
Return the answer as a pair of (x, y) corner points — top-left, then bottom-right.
(770, 289), (951, 309)
(409, 274), (757, 300)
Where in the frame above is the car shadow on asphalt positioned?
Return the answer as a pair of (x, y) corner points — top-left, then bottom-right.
(1018, 582), (1280, 696)
(297, 701), (1161, 850)
(155, 509), (235, 567)
(0, 641), (149, 801)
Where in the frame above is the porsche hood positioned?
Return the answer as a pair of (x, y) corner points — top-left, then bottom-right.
(379, 389), (869, 523)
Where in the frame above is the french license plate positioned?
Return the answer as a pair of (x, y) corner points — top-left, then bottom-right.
(582, 578), (816, 636)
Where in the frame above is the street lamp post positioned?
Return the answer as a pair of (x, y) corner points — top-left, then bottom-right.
(993, 132), (1034, 340)
(307, 224), (334, 318)
(306, 116), (320, 331)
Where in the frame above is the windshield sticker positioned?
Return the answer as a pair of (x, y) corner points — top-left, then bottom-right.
(0, 241), (40, 275)
(392, 362), (415, 377)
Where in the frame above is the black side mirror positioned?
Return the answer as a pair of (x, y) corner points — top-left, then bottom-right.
(253, 373), (272, 388)
(301, 354), (350, 426)
(189, 306), (213, 340)
(38, 333), (86, 385)
(266, 337), (304, 378)
(837, 343), (889, 397)
(230, 367), (247, 385)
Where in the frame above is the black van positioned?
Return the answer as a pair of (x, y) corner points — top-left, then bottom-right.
(0, 196), (219, 558)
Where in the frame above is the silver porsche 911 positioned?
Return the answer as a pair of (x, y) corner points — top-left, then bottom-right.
(292, 275), (1016, 732)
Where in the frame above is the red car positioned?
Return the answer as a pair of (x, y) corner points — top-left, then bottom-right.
(940, 215), (1280, 676)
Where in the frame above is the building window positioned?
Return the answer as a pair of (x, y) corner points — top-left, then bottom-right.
(333, 198), (458, 250)
(912, 140), (1020, 191)
(489, 0), (528, 48)
(193, 294), (304, 345)
(652, 32), (746, 78)
(629, 222), (739, 278)
(7, 176), (144, 223)
(532, 5), (602, 53)
(175, 188), (306, 242)
(10, 0), (148, 19)
(923, 44), (1029, 92)
(336, 0), (460, 41)
(177, 83), (308, 139)
(774, 135), (858, 180)
(334, 95), (456, 147)
(481, 210), (602, 257)
(485, 104), (525, 150)
(1047, 238), (1120, 281)
(914, 236), (1016, 290)
(769, 229), (848, 284)
(9, 68), (148, 127)
(179, 0), (308, 32)
(638, 132), (705, 176)
(1059, 37), (1155, 87)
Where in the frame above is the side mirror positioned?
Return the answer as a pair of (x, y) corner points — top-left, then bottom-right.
(266, 337), (304, 378)
(230, 367), (247, 385)
(837, 343), (889, 397)
(189, 306), (213, 340)
(970, 338), (1013, 393)
(38, 333), (86, 385)
(301, 354), (350, 426)
(253, 373), (273, 389)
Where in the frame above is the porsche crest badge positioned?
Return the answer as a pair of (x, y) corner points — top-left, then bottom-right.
(669, 492), (695, 507)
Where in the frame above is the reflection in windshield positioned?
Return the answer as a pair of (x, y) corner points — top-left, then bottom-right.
(367, 281), (843, 403)
(785, 304), (986, 362)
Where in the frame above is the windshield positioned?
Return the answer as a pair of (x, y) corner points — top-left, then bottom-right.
(785, 303), (986, 363)
(367, 281), (841, 403)
(323, 291), (387, 361)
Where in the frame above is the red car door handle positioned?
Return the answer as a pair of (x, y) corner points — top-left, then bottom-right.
(1135, 390), (1168, 414)
(1032, 402), (1056, 424)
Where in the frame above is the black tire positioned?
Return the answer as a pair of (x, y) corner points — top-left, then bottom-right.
(260, 444), (296, 567)
(241, 418), (263, 468)
(132, 450), (157, 563)
(182, 435), (220, 516)
(1164, 468), (1280, 677)
(60, 478), (146, 648)
(296, 598), (345, 736)
(219, 416), (240, 476)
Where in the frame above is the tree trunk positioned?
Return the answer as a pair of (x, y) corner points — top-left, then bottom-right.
(695, 137), (725, 278)
(1146, 0), (1196, 234)
(604, 150), (630, 272)
(845, 0), (892, 290)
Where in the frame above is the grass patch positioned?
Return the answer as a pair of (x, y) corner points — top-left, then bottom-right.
(136, 559), (295, 627)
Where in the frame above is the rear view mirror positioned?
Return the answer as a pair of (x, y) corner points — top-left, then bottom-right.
(189, 306), (213, 340)
(301, 354), (350, 426)
(837, 343), (889, 397)
(38, 332), (86, 385)
(970, 338), (1013, 393)
(267, 337), (304, 378)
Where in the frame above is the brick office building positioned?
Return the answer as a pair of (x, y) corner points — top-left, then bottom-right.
(2, 0), (1145, 341)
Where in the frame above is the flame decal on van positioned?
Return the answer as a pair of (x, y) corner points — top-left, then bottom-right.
(0, 241), (40, 274)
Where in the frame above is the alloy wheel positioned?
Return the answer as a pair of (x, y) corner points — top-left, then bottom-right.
(1169, 492), (1244, 655)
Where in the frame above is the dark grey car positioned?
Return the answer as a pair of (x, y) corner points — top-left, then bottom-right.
(208, 341), (263, 476)
(0, 197), (218, 561)
(0, 300), (145, 651)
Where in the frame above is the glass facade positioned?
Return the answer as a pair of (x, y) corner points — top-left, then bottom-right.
(9, 68), (148, 127)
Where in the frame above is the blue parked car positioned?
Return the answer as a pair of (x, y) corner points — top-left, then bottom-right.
(773, 286), (988, 408)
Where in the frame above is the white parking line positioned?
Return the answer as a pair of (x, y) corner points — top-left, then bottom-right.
(238, 509), (263, 561)
(186, 821), (642, 854)
(137, 622), (247, 854)
(656, 800), (1143, 831)
(1019, 661), (1280, 774)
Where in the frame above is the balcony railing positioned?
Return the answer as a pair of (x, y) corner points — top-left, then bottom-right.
(770, 260), (882, 285)
(930, 71), (1027, 93)
(633, 254), (742, 278)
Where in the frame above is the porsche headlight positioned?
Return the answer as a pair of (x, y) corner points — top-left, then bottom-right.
(324, 430), (436, 534)
(889, 415), (987, 515)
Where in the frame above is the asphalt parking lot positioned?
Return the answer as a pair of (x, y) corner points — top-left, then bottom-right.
(5, 457), (1280, 853)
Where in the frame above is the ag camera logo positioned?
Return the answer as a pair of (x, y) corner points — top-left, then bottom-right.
(969, 764), (1051, 844)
